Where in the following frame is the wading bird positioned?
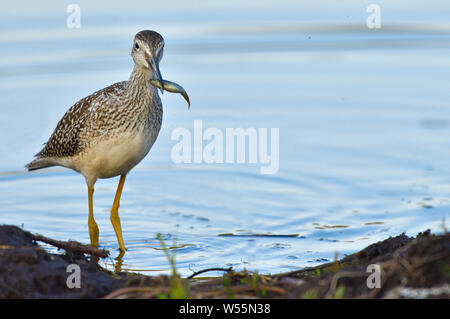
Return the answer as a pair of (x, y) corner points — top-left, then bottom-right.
(26, 30), (190, 253)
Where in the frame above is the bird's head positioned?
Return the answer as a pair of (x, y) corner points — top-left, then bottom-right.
(132, 30), (164, 90)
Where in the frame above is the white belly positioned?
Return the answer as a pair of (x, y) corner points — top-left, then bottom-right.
(73, 130), (158, 181)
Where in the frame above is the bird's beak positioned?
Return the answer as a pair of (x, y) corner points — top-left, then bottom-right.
(148, 55), (164, 94)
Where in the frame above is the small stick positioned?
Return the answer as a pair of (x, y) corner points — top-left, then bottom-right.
(103, 287), (161, 299)
(187, 267), (233, 279)
(31, 233), (109, 258)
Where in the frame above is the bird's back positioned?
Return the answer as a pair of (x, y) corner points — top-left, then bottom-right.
(27, 81), (129, 170)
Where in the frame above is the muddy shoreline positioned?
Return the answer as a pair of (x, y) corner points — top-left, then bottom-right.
(0, 225), (448, 298)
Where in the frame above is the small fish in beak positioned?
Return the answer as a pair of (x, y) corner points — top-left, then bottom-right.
(149, 79), (190, 109)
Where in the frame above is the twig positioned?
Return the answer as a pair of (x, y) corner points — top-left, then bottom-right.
(102, 287), (162, 299)
(31, 233), (109, 258)
(232, 284), (286, 295)
(197, 284), (286, 298)
(187, 267), (233, 279)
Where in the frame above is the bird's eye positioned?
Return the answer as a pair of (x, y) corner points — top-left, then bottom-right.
(135, 43), (139, 50)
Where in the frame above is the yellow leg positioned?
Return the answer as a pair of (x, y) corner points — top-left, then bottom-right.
(111, 174), (127, 252)
(88, 186), (99, 248)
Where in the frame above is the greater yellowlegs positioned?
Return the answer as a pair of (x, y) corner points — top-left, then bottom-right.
(26, 30), (190, 252)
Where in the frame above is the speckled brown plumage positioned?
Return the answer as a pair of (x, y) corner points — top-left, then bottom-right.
(35, 79), (161, 158)
(37, 82), (127, 158)
(26, 30), (164, 175)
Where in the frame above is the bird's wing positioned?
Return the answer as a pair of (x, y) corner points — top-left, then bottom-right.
(36, 81), (127, 158)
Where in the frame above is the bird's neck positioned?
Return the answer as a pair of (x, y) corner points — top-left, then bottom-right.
(126, 66), (156, 102)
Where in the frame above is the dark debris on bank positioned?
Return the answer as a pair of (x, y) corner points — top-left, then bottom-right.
(0, 225), (448, 299)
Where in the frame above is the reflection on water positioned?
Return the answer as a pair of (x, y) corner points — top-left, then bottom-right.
(1, 1), (450, 276)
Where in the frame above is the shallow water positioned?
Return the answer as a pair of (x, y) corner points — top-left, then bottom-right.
(1, 1), (450, 276)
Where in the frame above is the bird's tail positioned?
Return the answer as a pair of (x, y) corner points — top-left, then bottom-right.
(25, 157), (56, 171)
